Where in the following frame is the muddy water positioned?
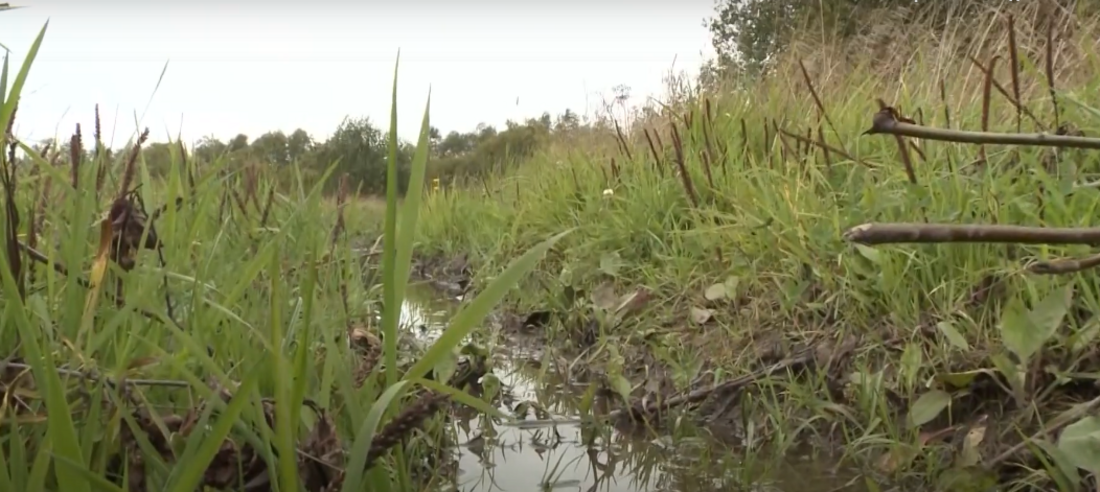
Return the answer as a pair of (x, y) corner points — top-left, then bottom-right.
(399, 288), (864, 492)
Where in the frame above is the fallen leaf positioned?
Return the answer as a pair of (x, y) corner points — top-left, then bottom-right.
(704, 283), (727, 301)
(876, 445), (916, 473)
(591, 282), (619, 312)
(956, 414), (987, 467)
(690, 307), (713, 325)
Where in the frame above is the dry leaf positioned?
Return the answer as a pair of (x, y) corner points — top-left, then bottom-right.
(956, 415), (988, 467)
(704, 283), (727, 301)
(690, 307), (713, 325)
(591, 282), (619, 311)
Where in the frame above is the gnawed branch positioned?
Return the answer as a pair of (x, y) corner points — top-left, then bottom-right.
(863, 105), (1100, 149)
(843, 222), (1100, 246)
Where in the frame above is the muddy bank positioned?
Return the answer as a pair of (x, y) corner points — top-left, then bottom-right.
(407, 251), (1100, 490)
(396, 289), (874, 492)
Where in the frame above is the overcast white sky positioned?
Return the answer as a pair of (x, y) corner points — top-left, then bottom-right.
(0, 1), (716, 149)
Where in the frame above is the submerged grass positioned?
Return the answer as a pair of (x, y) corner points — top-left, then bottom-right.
(414, 2), (1100, 490)
(0, 21), (571, 492)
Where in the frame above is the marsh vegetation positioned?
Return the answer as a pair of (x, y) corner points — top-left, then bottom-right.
(5, 1), (1100, 491)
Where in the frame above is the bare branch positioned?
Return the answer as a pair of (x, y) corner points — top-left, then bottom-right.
(863, 107), (1100, 150)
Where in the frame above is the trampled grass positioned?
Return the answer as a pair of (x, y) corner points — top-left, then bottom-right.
(413, 3), (1100, 490)
(0, 21), (571, 492)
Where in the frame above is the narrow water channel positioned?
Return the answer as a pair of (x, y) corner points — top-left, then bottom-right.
(398, 288), (866, 492)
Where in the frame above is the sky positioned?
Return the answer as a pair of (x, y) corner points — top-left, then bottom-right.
(0, 0), (717, 149)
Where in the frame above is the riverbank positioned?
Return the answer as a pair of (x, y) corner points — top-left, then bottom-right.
(412, 6), (1100, 490)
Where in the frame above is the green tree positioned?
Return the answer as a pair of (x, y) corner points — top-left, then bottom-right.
(251, 130), (289, 166)
(703, 0), (1050, 78)
(227, 133), (249, 153)
(312, 116), (412, 195)
(287, 128), (313, 163)
(195, 136), (228, 163)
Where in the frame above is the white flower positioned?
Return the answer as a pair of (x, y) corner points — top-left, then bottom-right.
(602, 189), (614, 197)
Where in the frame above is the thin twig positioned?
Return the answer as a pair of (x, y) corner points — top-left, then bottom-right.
(1027, 252), (1100, 275)
(16, 241), (184, 329)
(984, 395), (1100, 469)
(3, 361), (191, 388)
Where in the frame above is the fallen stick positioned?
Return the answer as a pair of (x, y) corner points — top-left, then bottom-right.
(611, 347), (816, 422)
(843, 222), (1100, 246)
(863, 106), (1100, 150)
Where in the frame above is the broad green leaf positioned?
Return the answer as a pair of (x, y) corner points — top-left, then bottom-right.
(908, 389), (951, 428)
(1034, 438), (1082, 486)
(1000, 296), (1042, 363)
(854, 244), (881, 264)
(936, 321), (969, 351)
(610, 374), (633, 403)
(402, 228), (573, 383)
(432, 349), (458, 385)
(1027, 283), (1073, 339)
(1057, 415), (1100, 475)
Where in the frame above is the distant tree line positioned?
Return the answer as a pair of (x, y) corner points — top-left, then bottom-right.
(36, 107), (590, 197)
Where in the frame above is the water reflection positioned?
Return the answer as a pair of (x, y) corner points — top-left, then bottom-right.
(398, 290), (864, 492)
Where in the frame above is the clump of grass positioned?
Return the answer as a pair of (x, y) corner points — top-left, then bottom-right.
(414, 2), (1100, 490)
(0, 22), (571, 492)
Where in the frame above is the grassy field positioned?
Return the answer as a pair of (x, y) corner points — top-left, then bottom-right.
(413, 3), (1100, 491)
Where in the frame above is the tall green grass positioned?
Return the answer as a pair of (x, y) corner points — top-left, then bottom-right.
(0, 22), (571, 491)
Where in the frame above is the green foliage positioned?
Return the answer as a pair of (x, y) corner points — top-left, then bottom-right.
(702, 0), (1083, 79)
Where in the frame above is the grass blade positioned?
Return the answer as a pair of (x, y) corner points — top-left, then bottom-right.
(165, 366), (262, 492)
(340, 380), (411, 492)
(0, 20), (47, 137)
(393, 91), (432, 314)
(402, 228), (573, 383)
(381, 50), (402, 387)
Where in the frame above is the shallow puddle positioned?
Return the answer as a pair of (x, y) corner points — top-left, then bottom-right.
(399, 287), (866, 492)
